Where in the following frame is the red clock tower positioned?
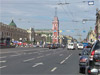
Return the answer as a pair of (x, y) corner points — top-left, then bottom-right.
(52, 8), (59, 44)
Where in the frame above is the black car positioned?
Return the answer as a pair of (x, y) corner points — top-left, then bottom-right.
(49, 44), (58, 49)
(79, 48), (91, 73)
(86, 40), (100, 75)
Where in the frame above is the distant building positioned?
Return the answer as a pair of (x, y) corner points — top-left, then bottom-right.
(86, 28), (96, 44)
(95, 9), (100, 40)
(35, 29), (53, 44)
(66, 36), (73, 44)
(52, 14), (59, 44)
(27, 28), (35, 42)
(0, 20), (35, 43)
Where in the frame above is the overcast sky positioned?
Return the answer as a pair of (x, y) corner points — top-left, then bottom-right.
(0, 0), (100, 40)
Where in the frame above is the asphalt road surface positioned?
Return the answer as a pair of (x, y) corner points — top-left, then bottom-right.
(0, 47), (84, 75)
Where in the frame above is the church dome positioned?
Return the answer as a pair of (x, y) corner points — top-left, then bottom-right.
(9, 20), (17, 27)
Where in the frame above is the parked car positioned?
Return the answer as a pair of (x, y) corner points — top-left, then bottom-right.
(79, 48), (91, 73)
(86, 40), (100, 75)
(67, 43), (75, 50)
(77, 43), (84, 50)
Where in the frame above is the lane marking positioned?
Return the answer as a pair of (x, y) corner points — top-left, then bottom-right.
(51, 67), (57, 72)
(0, 56), (7, 59)
(33, 52), (38, 53)
(23, 58), (35, 62)
(59, 54), (63, 56)
(23, 53), (26, 55)
(0, 66), (7, 69)
(46, 54), (51, 56)
(32, 62), (43, 67)
(60, 54), (72, 64)
(60, 60), (65, 64)
(0, 60), (6, 63)
(37, 56), (44, 58)
(28, 53), (32, 54)
(10, 54), (20, 57)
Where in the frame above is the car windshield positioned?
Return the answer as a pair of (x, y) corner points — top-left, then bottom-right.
(82, 50), (90, 55)
(69, 44), (73, 46)
(79, 44), (83, 46)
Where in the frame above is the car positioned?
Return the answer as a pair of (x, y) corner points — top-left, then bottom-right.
(49, 44), (58, 49)
(86, 40), (100, 75)
(67, 43), (75, 50)
(77, 43), (84, 50)
(79, 48), (91, 73)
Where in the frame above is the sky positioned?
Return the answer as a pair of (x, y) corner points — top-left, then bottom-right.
(0, 0), (100, 40)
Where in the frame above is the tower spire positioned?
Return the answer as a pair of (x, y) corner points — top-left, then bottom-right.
(55, 7), (57, 17)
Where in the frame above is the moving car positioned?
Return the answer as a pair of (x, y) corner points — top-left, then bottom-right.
(67, 43), (75, 50)
(49, 44), (58, 49)
(79, 48), (91, 73)
(86, 40), (100, 75)
(77, 43), (84, 50)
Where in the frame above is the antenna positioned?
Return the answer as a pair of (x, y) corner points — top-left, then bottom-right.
(55, 7), (57, 17)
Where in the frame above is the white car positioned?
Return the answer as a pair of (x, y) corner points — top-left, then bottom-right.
(67, 43), (75, 50)
(77, 43), (83, 50)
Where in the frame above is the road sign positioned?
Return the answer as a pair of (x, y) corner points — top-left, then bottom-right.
(88, 1), (94, 5)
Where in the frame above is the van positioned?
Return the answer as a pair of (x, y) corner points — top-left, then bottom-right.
(67, 43), (75, 50)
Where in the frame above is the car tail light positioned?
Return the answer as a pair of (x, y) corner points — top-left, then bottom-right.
(96, 60), (100, 62)
(88, 70), (91, 73)
(91, 51), (95, 56)
(90, 51), (95, 61)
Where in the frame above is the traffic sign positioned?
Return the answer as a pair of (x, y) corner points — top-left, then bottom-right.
(88, 1), (94, 5)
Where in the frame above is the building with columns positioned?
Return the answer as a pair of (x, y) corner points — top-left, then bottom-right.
(0, 20), (35, 43)
(35, 29), (52, 44)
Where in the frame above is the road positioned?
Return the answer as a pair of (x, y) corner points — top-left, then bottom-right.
(0, 47), (84, 75)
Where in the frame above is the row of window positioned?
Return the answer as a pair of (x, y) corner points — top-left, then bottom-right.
(1, 32), (28, 39)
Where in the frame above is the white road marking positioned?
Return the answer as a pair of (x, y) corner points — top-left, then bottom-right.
(60, 60), (65, 64)
(0, 56), (7, 59)
(40, 51), (44, 52)
(0, 60), (6, 63)
(10, 54), (20, 57)
(37, 56), (44, 58)
(23, 53), (26, 55)
(33, 52), (38, 53)
(59, 54), (63, 56)
(51, 67), (57, 72)
(60, 54), (72, 64)
(0, 66), (7, 69)
(28, 53), (32, 54)
(32, 62), (43, 67)
(23, 58), (35, 62)
(46, 54), (51, 56)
